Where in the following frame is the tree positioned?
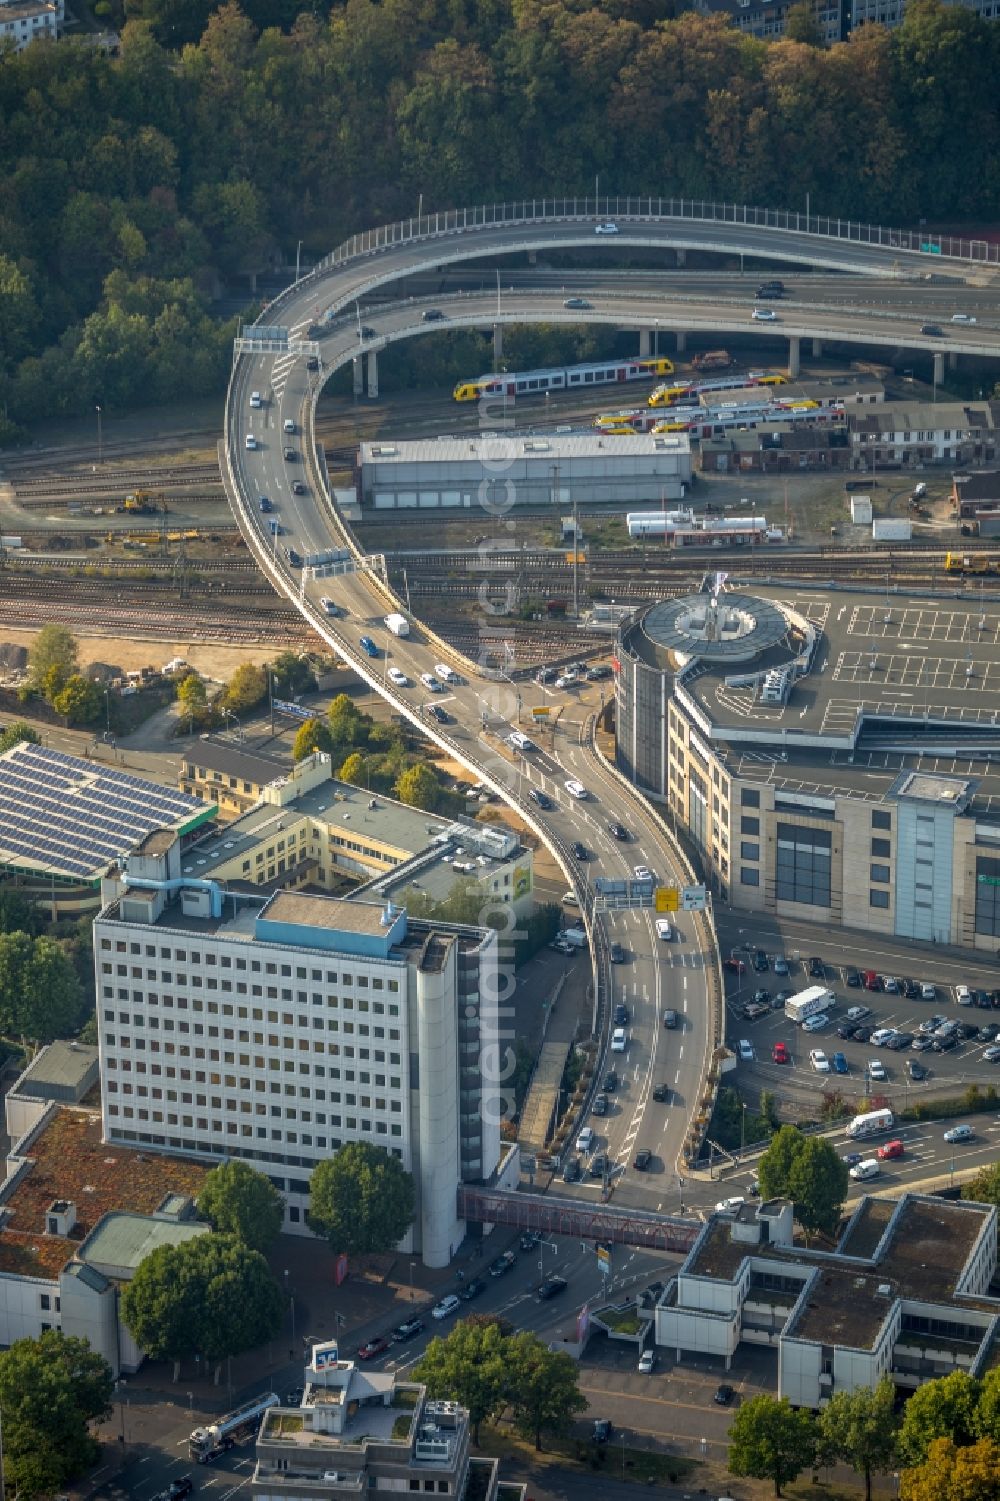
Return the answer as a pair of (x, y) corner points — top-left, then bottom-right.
(0, 890), (42, 936)
(222, 662), (267, 715)
(817, 1377), (897, 1501)
(308, 1142), (415, 1255)
(292, 717), (334, 762)
(28, 624), (78, 692)
(728, 1394), (817, 1497)
(0, 722), (40, 754)
(414, 1319), (509, 1444)
(176, 672), (208, 711)
(900, 1436), (1000, 1501)
(897, 1371), (981, 1466)
(337, 750), (368, 785)
(0, 932), (84, 1041)
(327, 692), (362, 747)
(757, 1125), (848, 1236)
(972, 1366), (1000, 1444)
(962, 1160), (1000, 1209)
(505, 1333), (587, 1451)
(197, 1160), (284, 1253)
(0, 1329), (113, 1498)
(395, 761), (440, 810)
(270, 650), (315, 697)
(52, 673), (102, 725)
(121, 1232), (283, 1366)
(784, 2), (823, 44)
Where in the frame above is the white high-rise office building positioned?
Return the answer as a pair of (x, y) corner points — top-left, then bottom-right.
(94, 833), (501, 1266)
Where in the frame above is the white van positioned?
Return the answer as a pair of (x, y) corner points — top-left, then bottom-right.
(245, 434), (257, 450)
(576, 1127), (594, 1153)
(249, 390), (262, 408)
(849, 1158), (880, 1182)
(434, 663), (457, 684)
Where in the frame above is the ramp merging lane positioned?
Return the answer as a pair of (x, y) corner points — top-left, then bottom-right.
(221, 201), (990, 1212)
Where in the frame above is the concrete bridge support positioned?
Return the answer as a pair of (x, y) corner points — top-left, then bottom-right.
(675, 249), (687, 268)
(787, 336), (801, 378)
(493, 324), (503, 363)
(366, 349), (379, 399)
(812, 338), (823, 359)
(949, 350), (959, 371)
(933, 351), (945, 387)
(676, 331), (687, 354)
(353, 357), (363, 397)
(639, 328), (651, 357)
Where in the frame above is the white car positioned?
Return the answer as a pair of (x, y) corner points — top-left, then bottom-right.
(319, 597), (340, 616)
(801, 1012), (828, 1033)
(634, 865), (652, 881)
(944, 1124), (974, 1143)
(920, 983), (936, 1000)
(868, 1059), (887, 1082)
(751, 308), (778, 321)
(595, 222), (620, 235)
(638, 1349), (656, 1373)
(283, 417), (295, 433)
(611, 1027), (627, 1052)
(809, 1049), (830, 1073)
(846, 1006), (871, 1022)
(420, 672), (443, 692)
(564, 779), (588, 799)
(870, 1028), (896, 1047)
(431, 1294), (461, 1321)
(387, 667), (409, 687)
(715, 1196), (745, 1214)
(951, 313), (977, 324)
(577, 1126), (594, 1153)
(956, 985), (972, 1005)
(249, 390), (262, 408)
(655, 918), (673, 941)
(507, 731), (535, 751)
(245, 433), (257, 449)
(434, 663), (457, 683)
(738, 1039), (754, 1062)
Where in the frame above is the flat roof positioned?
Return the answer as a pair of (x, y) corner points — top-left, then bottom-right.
(0, 1108), (208, 1279)
(850, 401), (998, 435)
(78, 1211), (207, 1274)
(0, 742), (210, 882)
(15, 1040), (98, 1096)
(260, 890), (391, 935)
(180, 737), (290, 786)
(360, 432), (689, 465)
(635, 583), (1000, 811)
(688, 1193), (997, 1354)
(182, 780), (456, 877)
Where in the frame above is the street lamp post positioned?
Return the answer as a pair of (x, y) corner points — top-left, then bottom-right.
(295, 239), (303, 283)
(95, 404), (103, 465)
(409, 1259), (416, 1301)
(187, 1390), (194, 1417)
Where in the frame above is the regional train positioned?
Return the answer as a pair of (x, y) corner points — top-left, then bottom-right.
(452, 356), (675, 402)
(647, 372), (787, 408)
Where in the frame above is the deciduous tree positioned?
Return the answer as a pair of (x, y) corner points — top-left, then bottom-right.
(0, 1330), (113, 1498)
(197, 1161), (284, 1253)
(28, 624), (78, 692)
(757, 1125), (848, 1236)
(52, 674), (102, 725)
(900, 1436), (1000, 1501)
(505, 1333), (587, 1451)
(308, 1142), (415, 1256)
(222, 662), (267, 715)
(897, 1370), (981, 1466)
(414, 1319), (508, 1443)
(395, 761), (440, 810)
(728, 1394), (817, 1497)
(292, 717), (333, 762)
(817, 1376), (897, 1501)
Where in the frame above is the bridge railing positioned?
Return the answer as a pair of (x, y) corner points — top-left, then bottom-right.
(307, 196), (998, 274)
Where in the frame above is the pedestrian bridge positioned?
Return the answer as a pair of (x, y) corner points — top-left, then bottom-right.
(458, 1186), (699, 1254)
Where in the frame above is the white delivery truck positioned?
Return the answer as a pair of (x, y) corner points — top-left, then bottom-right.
(384, 612), (410, 637)
(846, 1107), (894, 1140)
(784, 986), (835, 1024)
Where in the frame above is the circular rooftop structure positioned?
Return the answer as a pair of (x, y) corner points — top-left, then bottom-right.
(642, 590), (788, 664)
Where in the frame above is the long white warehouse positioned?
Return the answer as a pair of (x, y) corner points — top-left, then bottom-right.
(359, 432), (692, 511)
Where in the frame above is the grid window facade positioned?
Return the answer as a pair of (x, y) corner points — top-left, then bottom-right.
(775, 823), (832, 908)
(975, 856), (1000, 937)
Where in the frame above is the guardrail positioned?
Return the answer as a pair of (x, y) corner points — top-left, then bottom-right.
(309, 195), (997, 272)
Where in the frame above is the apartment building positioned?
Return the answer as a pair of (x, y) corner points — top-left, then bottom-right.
(848, 400), (1000, 471)
(0, 0), (60, 48)
(692, 0), (846, 44)
(94, 835), (502, 1265)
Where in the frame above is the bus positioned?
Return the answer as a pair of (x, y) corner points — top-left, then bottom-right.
(846, 1107), (894, 1140)
(453, 356), (675, 402)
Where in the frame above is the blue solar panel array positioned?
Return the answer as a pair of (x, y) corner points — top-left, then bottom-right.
(0, 742), (206, 879)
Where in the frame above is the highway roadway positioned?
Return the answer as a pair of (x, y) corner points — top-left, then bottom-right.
(221, 203), (998, 1244)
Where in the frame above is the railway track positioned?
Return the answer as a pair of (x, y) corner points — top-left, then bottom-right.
(13, 493), (230, 514)
(4, 554), (260, 573)
(0, 597), (314, 645)
(10, 462), (223, 492)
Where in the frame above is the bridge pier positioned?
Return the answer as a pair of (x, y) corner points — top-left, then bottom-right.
(366, 349), (379, 399)
(639, 328), (651, 358)
(787, 336), (801, 378)
(493, 324), (503, 363)
(353, 356), (363, 398)
(812, 338), (823, 359)
(933, 351), (945, 386)
(948, 350), (959, 371)
(676, 331), (687, 354)
(675, 249), (687, 268)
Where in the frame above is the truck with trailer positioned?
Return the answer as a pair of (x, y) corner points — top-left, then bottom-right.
(189, 1392), (279, 1463)
(384, 612), (410, 637)
(691, 349), (732, 371)
(784, 986), (835, 1024)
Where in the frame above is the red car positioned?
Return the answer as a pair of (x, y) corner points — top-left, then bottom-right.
(725, 957), (746, 974)
(772, 1042), (790, 1064)
(357, 1334), (391, 1361)
(862, 970), (881, 991)
(877, 1139), (904, 1161)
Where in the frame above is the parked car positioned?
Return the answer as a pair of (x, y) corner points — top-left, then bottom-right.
(593, 1420), (613, 1442)
(846, 968), (862, 987)
(832, 1052), (849, 1074)
(867, 1059), (887, 1082)
(773, 956), (789, 975)
(907, 1060), (928, 1080)
(809, 1049), (830, 1073)
(715, 1197), (745, 1214)
(738, 1039), (754, 1062)
(714, 1384), (734, 1405)
(638, 1349), (656, 1373)
(802, 1013), (829, 1033)
(921, 983), (937, 1000)
(956, 985), (973, 1005)
(753, 950), (769, 972)
(772, 1042), (790, 1064)
(562, 1157), (582, 1183)
(808, 957), (825, 978)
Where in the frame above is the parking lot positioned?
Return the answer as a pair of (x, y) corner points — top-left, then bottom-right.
(716, 911), (1000, 1107)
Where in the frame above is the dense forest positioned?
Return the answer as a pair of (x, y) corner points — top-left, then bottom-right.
(1, 0), (998, 436)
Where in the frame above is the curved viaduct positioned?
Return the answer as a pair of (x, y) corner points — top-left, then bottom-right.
(220, 199), (993, 1250)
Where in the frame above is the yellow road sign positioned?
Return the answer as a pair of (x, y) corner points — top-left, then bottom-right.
(655, 886), (678, 911)
(531, 706), (551, 717)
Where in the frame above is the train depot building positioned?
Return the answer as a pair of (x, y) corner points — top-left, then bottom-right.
(615, 580), (1000, 949)
(357, 431), (691, 511)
